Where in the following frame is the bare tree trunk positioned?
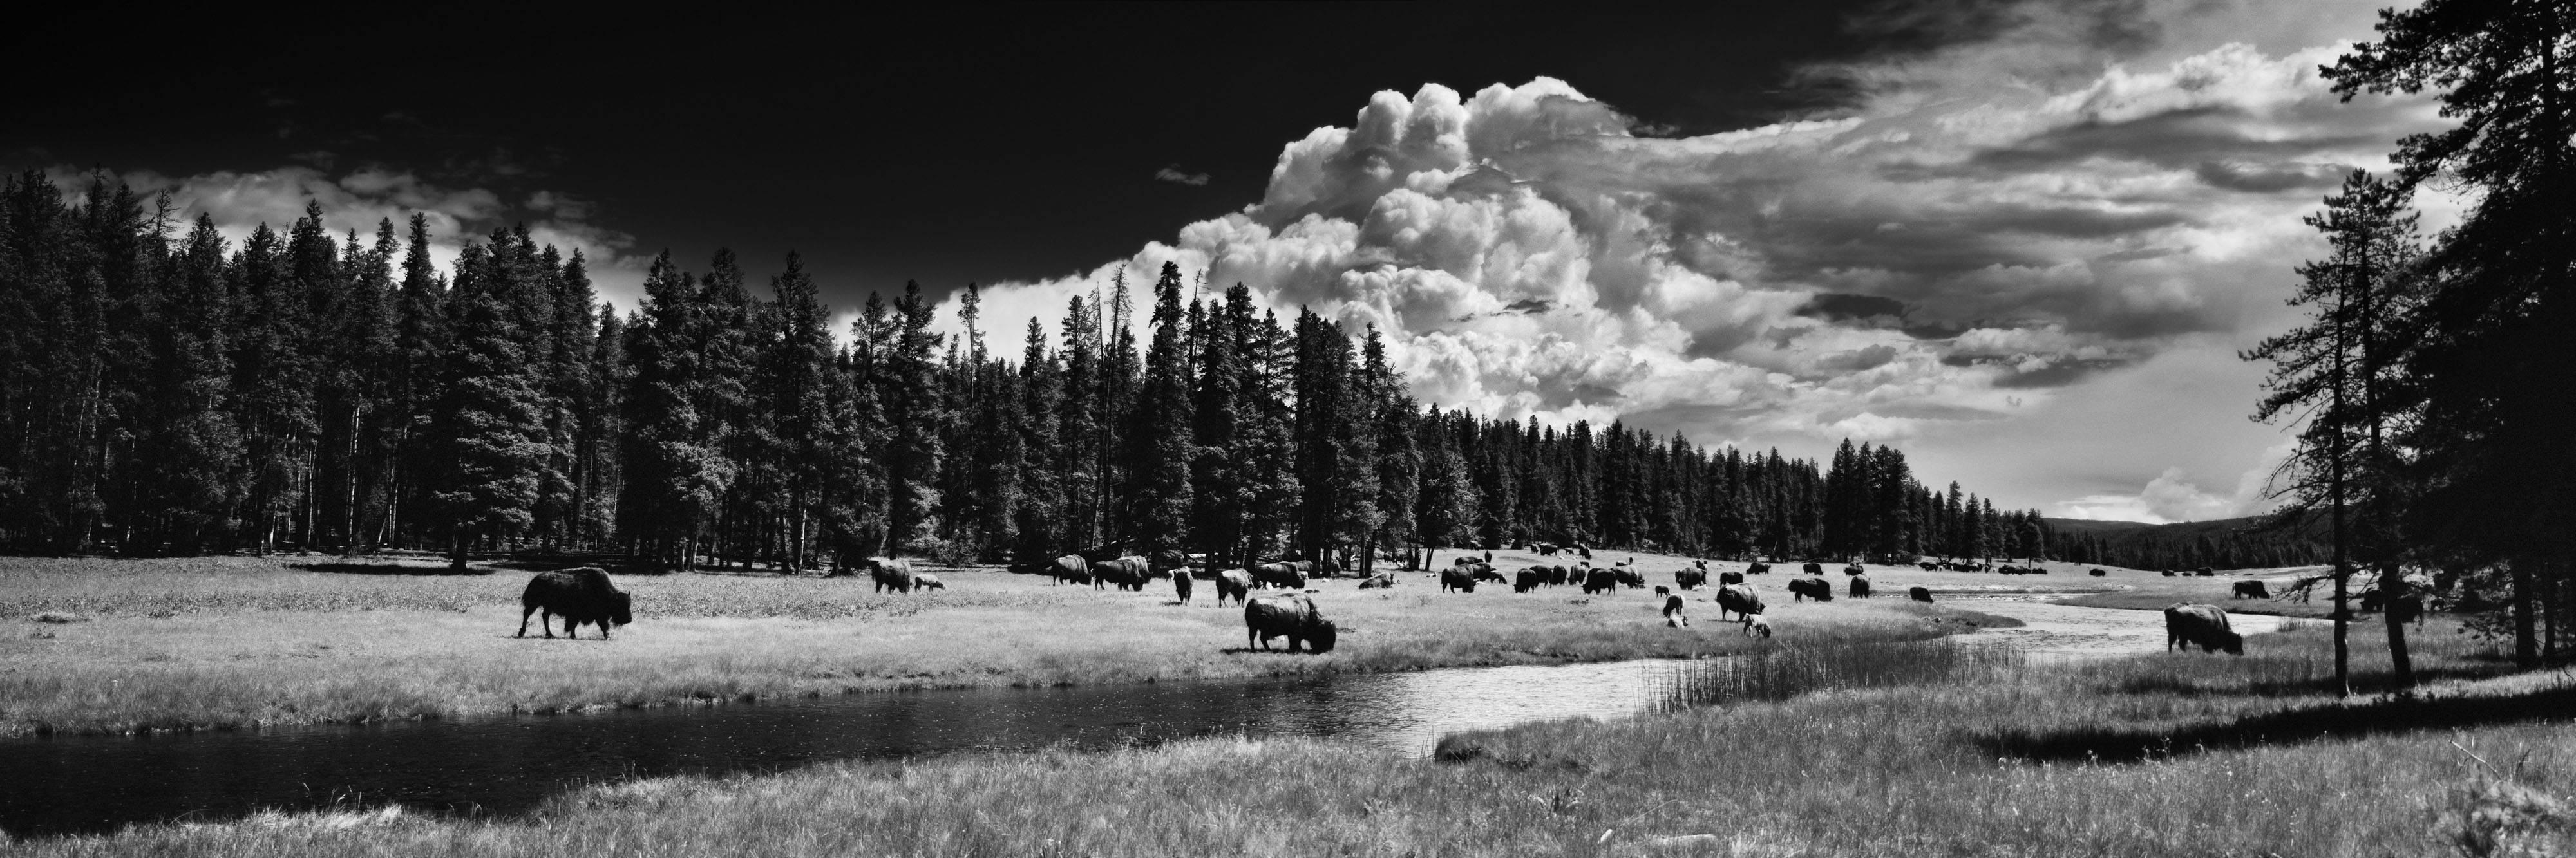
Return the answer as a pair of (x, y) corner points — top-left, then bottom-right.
(2515, 557), (2539, 668)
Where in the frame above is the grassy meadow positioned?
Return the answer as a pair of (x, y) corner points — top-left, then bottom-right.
(0, 552), (2012, 737)
(16, 615), (2573, 856)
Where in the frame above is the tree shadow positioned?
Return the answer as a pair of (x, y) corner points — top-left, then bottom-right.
(288, 562), (493, 577)
(2103, 660), (2523, 700)
(1982, 682), (2576, 763)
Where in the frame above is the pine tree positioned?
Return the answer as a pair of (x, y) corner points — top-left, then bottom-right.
(429, 232), (554, 568)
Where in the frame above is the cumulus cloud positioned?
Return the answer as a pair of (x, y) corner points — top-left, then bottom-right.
(48, 165), (649, 310)
(941, 0), (2442, 515)
(2056, 441), (2291, 523)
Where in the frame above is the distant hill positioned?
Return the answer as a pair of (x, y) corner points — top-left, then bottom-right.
(2042, 512), (2327, 570)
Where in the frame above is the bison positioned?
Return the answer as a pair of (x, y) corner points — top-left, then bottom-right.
(2088, 568), (2108, 577)
(1615, 567), (1647, 590)
(1848, 575), (1872, 599)
(1213, 569), (1254, 606)
(1844, 564), (1865, 577)
(2164, 603), (2244, 655)
(1909, 586), (1933, 602)
(1716, 583), (1764, 622)
(1244, 594), (1338, 653)
(1676, 568), (1708, 591)
(1050, 554), (1092, 586)
(1251, 562), (1308, 590)
(1746, 563), (1770, 575)
(867, 557), (916, 593)
(1801, 562), (1824, 576)
(2162, 569), (2178, 577)
(1471, 564), (1509, 586)
(1662, 593), (1685, 619)
(1357, 573), (1397, 590)
(1092, 557), (1153, 592)
(1173, 572), (1194, 604)
(1788, 577), (1834, 602)
(1440, 567), (1479, 593)
(2196, 567), (2217, 577)
(1718, 570), (1745, 586)
(517, 567), (632, 640)
(911, 573), (946, 591)
(1582, 567), (1620, 595)
(1515, 568), (1542, 593)
(1742, 614), (1772, 638)
(2232, 580), (2271, 599)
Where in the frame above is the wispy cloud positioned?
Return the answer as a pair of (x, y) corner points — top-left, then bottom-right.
(1154, 165), (1210, 186)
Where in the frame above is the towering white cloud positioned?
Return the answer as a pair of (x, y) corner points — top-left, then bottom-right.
(960, 0), (2448, 519)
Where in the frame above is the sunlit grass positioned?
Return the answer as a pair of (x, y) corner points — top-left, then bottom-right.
(0, 554), (2008, 736)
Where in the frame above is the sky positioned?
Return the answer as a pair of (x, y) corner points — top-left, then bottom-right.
(3, 1), (2449, 523)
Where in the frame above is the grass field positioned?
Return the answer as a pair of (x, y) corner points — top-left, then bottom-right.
(17, 615), (2571, 856)
(0, 552), (2013, 737)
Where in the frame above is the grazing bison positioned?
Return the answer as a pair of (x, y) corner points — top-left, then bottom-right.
(911, 573), (946, 591)
(2196, 566), (2216, 577)
(2088, 568), (2108, 577)
(1718, 570), (1746, 586)
(1614, 567), (1647, 589)
(1515, 568), (1542, 593)
(1358, 573), (1397, 590)
(1244, 594), (1338, 653)
(1582, 567), (1620, 595)
(1788, 577), (1834, 602)
(518, 568), (632, 640)
(1746, 563), (1771, 575)
(1716, 583), (1764, 622)
(2232, 580), (2271, 599)
(2162, 569), (2178, 577)
(867, 557), (917, 593)
(2164, 603), (2244, 655)
(1173, 572), (1194, 604)
(1213, 569), (1254, 606)
(1549, 564), (1572, 586)
(1676, 568), (1708, 591)
(1743, 614), (1772, 638)
(1844, 564), (1865, 577)
(1092, 557), (1154, 592)
(1848, 575), (1872, 599)
(1801, 562), (1824, 576)
(1441, 567), (1479, 593)
(1050, 554), (1092, 586)
(1909, 586), (1933, 602)
(1251, 562), (1308, 590)
(1471, 565), (1509, 586)
(1663, 594), (1685, 619)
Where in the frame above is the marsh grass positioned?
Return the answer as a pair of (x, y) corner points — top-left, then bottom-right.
(21, 620), (2576, 856)
(0, 555), (2004, 736)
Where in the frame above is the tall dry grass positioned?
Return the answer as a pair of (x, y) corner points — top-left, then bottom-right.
(18, 620), (2576, 856)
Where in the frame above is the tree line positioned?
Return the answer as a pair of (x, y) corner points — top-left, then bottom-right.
(0, 180), (2065, 572)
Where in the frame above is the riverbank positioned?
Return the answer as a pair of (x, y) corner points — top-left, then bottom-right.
(0, 554), (2014, 737)
(17, 616), (2566, 855)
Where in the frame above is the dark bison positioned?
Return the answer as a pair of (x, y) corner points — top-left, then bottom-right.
(2164, 603), (2244, 655)
(1788, 577), (1834, 602)
(1662, 594), (1685, 619)
(1746, 563), (1770, 575)
(1358, 573), (1397, 590)
(2232, 580), (2271, 599)
(1244, 594), (1338, 653)
(1213, 569), (1254, 606)
(1441, 567), (1479, 593)
(1050, 554), (1092, 586)
(1536, 542), (1559, 557)
(911, 573), (946, 591)
(1515, 568), (1542, 593)
(2089, 568), (2108, 577)
(2389, 592), (2425, 625)
(2162, 569), (2179, 577)
(1801, 562), (1824, 576)
(1548, 564), (1572, 586)
(1843, 564), (1864, 577)
(1848, 575), (1872, 599)
(1173, 572), (1194, 604)
(1676, 568), (1708, 591)
(1716, 583), (1764, 622)
(1582, 567), (1620, 595)
(1909, 586), (1933, 602)
(868, 557), (917, 593)
(2196, 566), (2217, 577)
(518, 568), (632, 640)
(1718, 570), (1745, 586)
(1470, 564), (1509, 586)
(1092, 557), (1153, 592)
(1251, 562), (1308, 590)
(1614, 567), (1647, 590)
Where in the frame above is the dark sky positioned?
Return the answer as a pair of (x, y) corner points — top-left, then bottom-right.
(6, 2), (1935, 299)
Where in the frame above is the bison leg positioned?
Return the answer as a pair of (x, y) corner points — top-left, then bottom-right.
(1287, 635), (1303, 653)
(540, 610), (558, 639)
(517, 604), (535, 638)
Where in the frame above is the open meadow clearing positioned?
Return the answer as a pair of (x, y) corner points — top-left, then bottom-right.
(0, 552), (2015, 737)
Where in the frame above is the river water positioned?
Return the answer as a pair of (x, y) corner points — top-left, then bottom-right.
(0, 597), (2278, 837)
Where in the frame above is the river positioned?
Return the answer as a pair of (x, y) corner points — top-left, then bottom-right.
(0, 597), (2284, 837)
